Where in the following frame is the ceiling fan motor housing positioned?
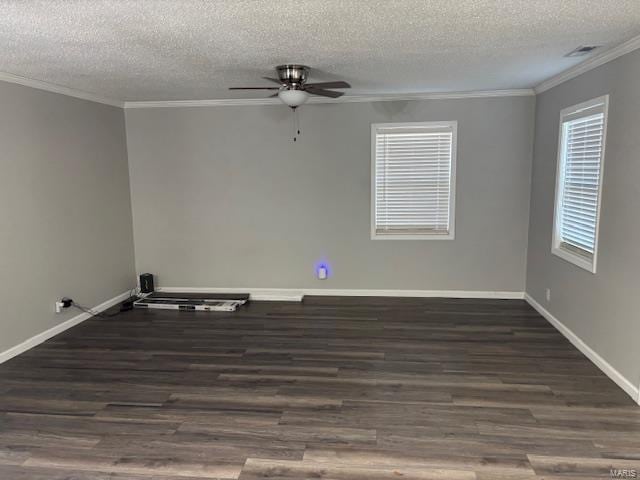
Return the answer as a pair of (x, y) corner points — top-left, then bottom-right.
(276, 65), (309, 88)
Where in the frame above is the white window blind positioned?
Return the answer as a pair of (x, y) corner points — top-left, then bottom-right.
(372, 122), (456, 239)
(552, 96), (608, 273)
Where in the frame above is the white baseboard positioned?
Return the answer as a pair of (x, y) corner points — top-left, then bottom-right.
(157, 286), (525, 302)
(302, 289), (525, 299)
(0, 290), (132, 365)
(524, 293), (640, 405)
(156, 287), (304, 302)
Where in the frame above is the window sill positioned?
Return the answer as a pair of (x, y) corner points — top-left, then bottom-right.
(551, 245), (596, 273)
(372, 232), (455, 241)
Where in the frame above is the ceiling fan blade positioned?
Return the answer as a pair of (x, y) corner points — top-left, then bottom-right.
(229, 87), (280, 90)
(262, 77), (283, 85)
(269, 92), (279, 98)
(305, 86), (344, 98)
(305, 81), (351, 89)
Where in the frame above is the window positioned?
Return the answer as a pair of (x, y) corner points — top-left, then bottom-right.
(371, 121), (457, 239)
(552, 95), (608, 273)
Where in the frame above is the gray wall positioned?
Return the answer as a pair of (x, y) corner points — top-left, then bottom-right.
(526, 49), (640, 388)
(125, 96), (535, 292)
(0, 81), (136, 353)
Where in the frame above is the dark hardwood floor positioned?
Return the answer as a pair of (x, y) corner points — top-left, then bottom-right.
(0, 296), (638, 479)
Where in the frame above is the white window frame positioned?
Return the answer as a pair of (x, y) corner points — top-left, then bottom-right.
(551, 95), (609, 273)
(371, 121), (457, 240)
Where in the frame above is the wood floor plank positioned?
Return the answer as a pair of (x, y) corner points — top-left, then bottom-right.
(239, 457), (478, 480)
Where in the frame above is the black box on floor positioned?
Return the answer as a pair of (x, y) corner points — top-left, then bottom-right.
(139, 273), (154, 294)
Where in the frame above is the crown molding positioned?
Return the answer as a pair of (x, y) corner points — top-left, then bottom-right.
(535, 34), (640, 94)
(0, 71), (124, 108)
(123, 89), (534, 109)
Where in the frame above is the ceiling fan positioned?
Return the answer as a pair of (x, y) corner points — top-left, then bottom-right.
(229, 65), (351, 108)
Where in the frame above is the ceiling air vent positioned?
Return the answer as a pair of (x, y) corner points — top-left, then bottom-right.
(565, 45), (601, 57)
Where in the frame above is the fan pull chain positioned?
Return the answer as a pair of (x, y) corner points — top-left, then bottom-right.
(291, 107), (301, 142)
(292, 107), (296, 142)
(291, 107), (302, 142)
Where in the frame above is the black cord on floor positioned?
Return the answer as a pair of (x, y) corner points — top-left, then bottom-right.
(71, 287), (139, 318)
(72, 302), (122, 318)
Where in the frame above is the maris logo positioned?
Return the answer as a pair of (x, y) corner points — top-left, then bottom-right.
(611, 469), (637, 478)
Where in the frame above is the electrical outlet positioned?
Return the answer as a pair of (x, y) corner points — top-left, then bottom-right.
(55, 297), (73, 313)
(317, 265), (328, 280)
(545, 288), (551, 302)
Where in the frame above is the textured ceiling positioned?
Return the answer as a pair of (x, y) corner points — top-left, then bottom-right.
(1, 1), (639, 102)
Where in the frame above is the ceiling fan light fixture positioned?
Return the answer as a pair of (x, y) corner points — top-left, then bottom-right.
(278, 88), (309, 107)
